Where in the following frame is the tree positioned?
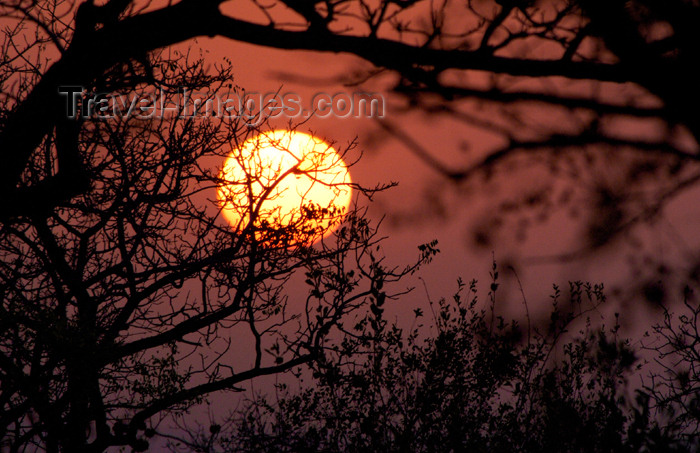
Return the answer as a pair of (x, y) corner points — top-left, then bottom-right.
(2, 0), (698, 213)
(181, 273), (695, 453)
(0, 46), (436, 451)
(643, 288), (700, 443)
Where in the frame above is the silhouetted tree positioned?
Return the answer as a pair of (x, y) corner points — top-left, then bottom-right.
(0, 47), (437, 451)
(180, 273), (697, 453)
(2, 0), (698, 224)
(643, 288), (700, 444)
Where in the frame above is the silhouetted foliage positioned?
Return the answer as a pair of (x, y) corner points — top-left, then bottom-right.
(177, 272), (699, 453)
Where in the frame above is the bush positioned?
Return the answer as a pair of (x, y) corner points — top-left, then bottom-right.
(176, 269), (695, 453)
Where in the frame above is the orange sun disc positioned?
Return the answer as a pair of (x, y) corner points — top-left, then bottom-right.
(217, 130), (353, 244)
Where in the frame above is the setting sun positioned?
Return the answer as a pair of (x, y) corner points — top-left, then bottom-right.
(218, 130), (352, 243)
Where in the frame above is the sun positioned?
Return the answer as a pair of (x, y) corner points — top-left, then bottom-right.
(218, 130), (353, 244)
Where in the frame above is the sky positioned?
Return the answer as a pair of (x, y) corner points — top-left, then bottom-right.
(6, 1), (700, 447)
(162, 27), (700, 441)
(21, 0), (688, 338)
(185, 31), (700, 339)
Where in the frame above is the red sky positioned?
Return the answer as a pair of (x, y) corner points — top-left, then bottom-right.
(187, 30), (700, 336)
